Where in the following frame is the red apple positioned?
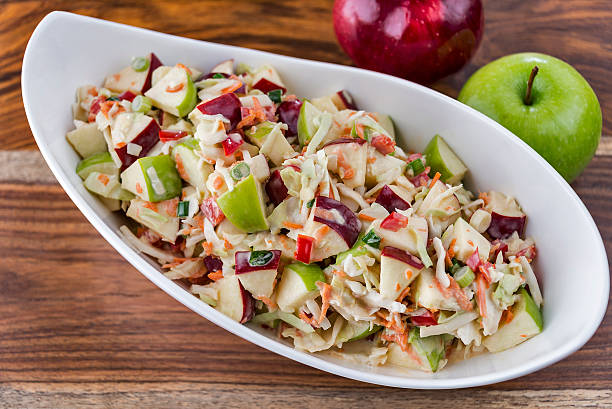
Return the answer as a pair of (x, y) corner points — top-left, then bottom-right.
(143, 53), (163, 93)
(203, 255), (223, 272)
(410, 308), (438, 326)
(333, 0), (484, 84)
(201, 197), (225, 226)
(313, 196), (361, 247)
(197, 93), (242, 129)
(252, 78), (286, 94)
(381, 246), (424, 269)
(375, 185), (411, 213)
(216, 275), (255, 323)
(277, 99), (303, 136)
(117, 90), (137, 102)
(115, 116), (160, 170)
(335, 90), (357, 110)
(265, 169), (289, 206)
(487, 212), (526, 239)
(235, 250), (281, 273)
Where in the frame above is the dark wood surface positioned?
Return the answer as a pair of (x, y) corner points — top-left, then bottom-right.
(1, 1), (611, 407)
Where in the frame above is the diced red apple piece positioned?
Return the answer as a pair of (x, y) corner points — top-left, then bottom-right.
(380, 246), (424, 300)
(252, 78), (286, 94)
(196, 93), (242, 129)
(484, 191), (526, 239)
(265, 169), (289, 206)
(312, 196), (361, 248)
(210, 59), (234, 75)
(104, 52), (162, 94)
(332, 90), (357, 110)
(375, 185), (411, 213)
(215, 275), (255, 323)
(277, 99), (302, 136)
(235, 250), (281, 298)
(110, 113), (161, 170)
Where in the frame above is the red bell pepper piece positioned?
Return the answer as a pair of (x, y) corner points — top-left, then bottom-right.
(159, 129), (188, 143)
(294, 234), (315, 264)
(380, 212), (409, 232)
(222, 133), (244, 156)
(201, 197), (225, 226)
(410, 309), (438, 327)
(371, 134), (395, 155)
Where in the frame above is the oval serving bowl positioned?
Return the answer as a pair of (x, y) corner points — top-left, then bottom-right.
(22, 11), (609, 389)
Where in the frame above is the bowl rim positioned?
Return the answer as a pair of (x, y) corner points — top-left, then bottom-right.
(21, 11), (609, 389)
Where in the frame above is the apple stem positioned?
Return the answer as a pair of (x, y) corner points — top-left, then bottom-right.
(524, 66), (539, 106)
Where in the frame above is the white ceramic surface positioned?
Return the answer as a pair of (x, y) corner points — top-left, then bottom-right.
(22, 11), (609, 389)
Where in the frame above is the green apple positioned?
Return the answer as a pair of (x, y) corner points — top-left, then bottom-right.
(121, 155), (182, 202)
(216, 174), (268, 232)
(66, 123), (107, 158)
(246, 121), (295, 166)
(408, 327), (448, 372)
(372, 215), (428, 256)
(125, 198), (180, 242)
(459, 52), (602, 182)
(76, 152), (118, 180)
(173, 138), (213, 192)
(83, 172), (134, 201)
(337, 321), (383, 343)
(483, 288), (543, 353)
(423, 134), (468, 184)
(297, 100), (322, 146)
(276, 263), (325, 313)
(251, 310), (315, 334)
(145, 66), (197, 117)
(351, 115), (393, 141)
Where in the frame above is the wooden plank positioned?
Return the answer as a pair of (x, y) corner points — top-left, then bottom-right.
(2, 0), (611, 150)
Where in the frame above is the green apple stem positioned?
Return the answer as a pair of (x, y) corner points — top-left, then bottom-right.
(524, 66), (539, 106)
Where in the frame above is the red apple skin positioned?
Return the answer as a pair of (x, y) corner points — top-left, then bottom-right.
(238, 280), (256, 323)
(374, 185), (411, 213)
(333, 0), (484, 84)
(265, 169), (289, 206)
(197, 93), (242, 129)
(410, 309), (438, 326)
(313, 196), (361, 248)
(277, 99), (303, 136)
(252, 78), (286, 94)
(115, 118), (161, 170)
(323, 137), (367, 147)
(235, 250), (281, 274)
(203, 255), (223, 272)
(142, 52), (163, 93)
(487, 212), (526, 239)
(381, 246), (424, 269)
(337, 90), (357, 110)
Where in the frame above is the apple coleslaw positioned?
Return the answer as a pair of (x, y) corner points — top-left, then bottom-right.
(66, 53), (543, 373)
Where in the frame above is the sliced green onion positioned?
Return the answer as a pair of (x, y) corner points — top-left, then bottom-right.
(362, 230), (381, 249)
(106, 96), (120, 102)
(268, 89), (282, 103)
(249, 250), (273, 267)
(409, 158), (425, 175)
(131, 56), (150, 72)
(306, 198), (315, 208)
(450, 258), (463, 275)
(454, 266), (475, 288)
(177, 201), (190, 217)
(132, 95), (153, 113)
(230, 162), (250, 181)
(212, 73), (225, 79)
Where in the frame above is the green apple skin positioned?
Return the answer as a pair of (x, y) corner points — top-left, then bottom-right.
(217, 174), (269, 232)
(423, 134), (467, 184)
(286, 263), (325, 291)
(459, 52), (602, 182)
(76, 152), (118, 180)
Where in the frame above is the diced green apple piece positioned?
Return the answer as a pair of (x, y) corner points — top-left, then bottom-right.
(276, 263), (325, 313)
(369, 112), (395, 140)
(125, 198), (179, 242)
(297, 100), (322, 146)
(451, 217), (491, 262)
(483, 288), (543, 353)
(144, 66), (197, 117)
(83, 172), (134, 201)
(260, 126), (296, 166)
(408, 327), (448, 372)
(413, 267), (462, 311)
(173, 138), (213, 191)
(337, 320), (382, 344)
(121, 155), (182, 202)
(216, 174), (269, 233)
(311, 95), (339, 113)
(76, 152), (118, 180)
(243, 121), (275, 147)
(387, 342), (431, 371)
(66, 123), (107, 158)
(424, 134), (468, 184)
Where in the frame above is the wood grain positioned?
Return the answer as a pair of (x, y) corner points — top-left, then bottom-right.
(1, 0), (611, 407)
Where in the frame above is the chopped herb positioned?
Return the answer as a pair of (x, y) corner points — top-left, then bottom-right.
(306, 198), (315, 208)
(268, 89), (283, 103)
(450, 258), (462, 275)
(212, 73), (225, 79)
(131, 56), (149, 72)
(177, 201), (190, 217)
(230, 162), (250, 181)
(362, 230), (381, 249)
(409, 158), (425, 175)
(249, 250), (274, 267)
(106, 96), (120, 101)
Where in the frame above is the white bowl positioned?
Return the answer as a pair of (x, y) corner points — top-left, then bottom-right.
(22, 11), (609, 389)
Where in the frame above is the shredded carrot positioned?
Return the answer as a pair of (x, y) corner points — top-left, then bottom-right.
(405, 269), (412, 281)
(100, 100), (124, 118)
(161, 262), (181, 269)
(395, 283), (401, 292)
(447, 238), (456, 259)
(142, 201), (158, 212)
(358, 213), (376, 222)
(479, 192), (489, 205)
(223, 239), (233, 250)
(176, 63), (192, 76)
(87, 87), (98, 96)
(202, 241), (213, 256)
(278, 234), (291, 250)
(116, 142), (126, 149)
(97, 173), (110, 186)
(135, 182), (143, 194)
(166, 83), (184, 93)
(435, 275), (473, 311)
(113, 74), (121, 81)
(501, 309), (514, 325)
(256, 296), (277, 311)
(396, 286), (411, 302)
(282, 221), (304, 230)
(367, 156), (377, 164)
(354, 122), (365, 139)
(213, 175), (224, 190)
(333, 269), (347, 278)
(299, 311), (317, 326)
(313, 225), (330, 244)
(175, 154), (189, 180)
(221, 81), (242, 94)
(476, 276), (488, 318)
(317, 283), (332, 325)
(467, 240), (474, 247)
(445, 252), (452, 268)
(207, 270), (224, 281)
(428, 172), (441, 189)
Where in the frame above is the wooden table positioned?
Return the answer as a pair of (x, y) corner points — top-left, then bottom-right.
(1, 1), (610, 407)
